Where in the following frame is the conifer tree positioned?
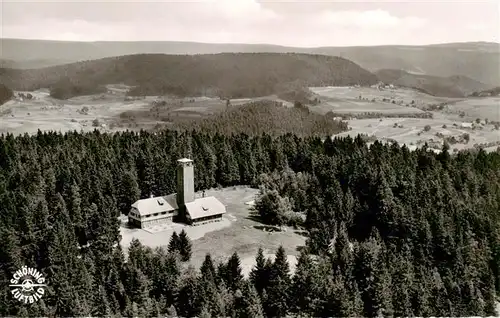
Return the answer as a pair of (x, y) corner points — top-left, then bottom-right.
(117, 170), (141, 215)
(250, 248), (269, 295)
(93, 285), (112, 317)
(233, 281), (265, 318)
(225, 252), (243, 291)
(178, 229), (192, 262)
(177, 267), (201, 318)
(200, 253), (216, 282)
(293, 249), (317, 314)
(168, 232), (180, 254)
(264, 246), (291, 317)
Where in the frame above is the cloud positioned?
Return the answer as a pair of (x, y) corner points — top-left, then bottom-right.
(1, 0), (497, 46)
(213, 0), (280, 21)
(319, 9), (426, 29)
(466, 23), (488, 31)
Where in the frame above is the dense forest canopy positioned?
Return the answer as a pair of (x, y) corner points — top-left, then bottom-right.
(166, 100), (348, 137)
(0, 53), (378, 99)
(0, 127), (499, 317)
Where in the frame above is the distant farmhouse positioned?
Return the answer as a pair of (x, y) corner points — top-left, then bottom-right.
(128, 158), (226, 229)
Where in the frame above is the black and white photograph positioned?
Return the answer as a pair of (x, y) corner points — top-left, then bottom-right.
(0, 0), (499, 316)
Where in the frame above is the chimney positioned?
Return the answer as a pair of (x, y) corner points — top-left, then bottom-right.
(176, 158), (195, 207)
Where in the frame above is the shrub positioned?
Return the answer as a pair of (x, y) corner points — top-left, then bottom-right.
(81, 106), (89, 115)
(254, 189), (293, 226)
(463, 133), (470, 143)
(424, 125), (431, 132)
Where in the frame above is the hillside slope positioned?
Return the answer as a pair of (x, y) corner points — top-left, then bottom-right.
(375, 69), (491, 97)
(0, 84), (13, 106)
(0, 53), (378, 99)
(1, 38), (499, 86)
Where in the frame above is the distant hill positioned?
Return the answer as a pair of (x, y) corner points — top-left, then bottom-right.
(1, 38), (499, 86)
(375, 69), (491, 97)
(0, 53), (378, 99)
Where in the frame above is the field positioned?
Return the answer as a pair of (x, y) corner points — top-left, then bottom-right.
(310, 97), (425, 116)
(310, 86), (459, 110)
(310, 86), (500, 152)
(2, 85), (499, 154)
(0, 87), (154, 135)
(336, 116), (500, 152)
(443, 97), (500, 122)
(119, 187), (306, 277)
(0, 86), (296, 135)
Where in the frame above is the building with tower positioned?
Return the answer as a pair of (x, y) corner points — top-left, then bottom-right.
(128, 158), (226, 229)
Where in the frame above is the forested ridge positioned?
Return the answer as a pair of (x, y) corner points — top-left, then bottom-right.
(169, 100), (348, 137)
(0, 129), (499, 317)
(0, 53), (378, 100)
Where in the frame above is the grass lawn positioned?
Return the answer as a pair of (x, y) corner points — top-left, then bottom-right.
(120, 186), (307, 276)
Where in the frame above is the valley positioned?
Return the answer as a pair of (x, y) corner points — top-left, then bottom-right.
(3, 83), (498, 154)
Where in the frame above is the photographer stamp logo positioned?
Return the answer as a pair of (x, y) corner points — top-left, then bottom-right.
(9, 266), (47, 304)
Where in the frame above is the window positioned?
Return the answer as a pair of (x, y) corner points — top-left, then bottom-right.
(202, 206), (209, 211)
(157, 199), (164, 206)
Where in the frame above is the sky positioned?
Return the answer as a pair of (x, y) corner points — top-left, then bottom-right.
(1, 0), (499, 47)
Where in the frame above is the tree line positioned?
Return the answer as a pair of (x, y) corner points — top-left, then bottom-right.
(0, 129), (499, 316)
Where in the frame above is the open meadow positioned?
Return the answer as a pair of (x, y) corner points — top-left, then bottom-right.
(0, 87), (154, 135)
(119, 186), (305, 277)
(2, 85), (499, 154)
(310, 97), (425, 116)
(0, 86), (294, 136)
(310, 86), (460, 110)
(310, 86), (500, 152)
(443, 97), (500, 122)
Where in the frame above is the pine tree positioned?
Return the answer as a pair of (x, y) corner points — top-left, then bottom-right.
(178, 230), (192, 262)
(93, 285), (112, 316)
(117, 170), (141, 215)
(250, 248), (269, 295)
(168, 232), (181, 254)
(198, 276), (219, 317)
(233, 280), (265, 318)
(292, 249), (317, 314)
(177, 267), (201, 318)
(264, 246), (291, 317)
(200, 253), (216, 282)
(225, 252), (243, 291)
